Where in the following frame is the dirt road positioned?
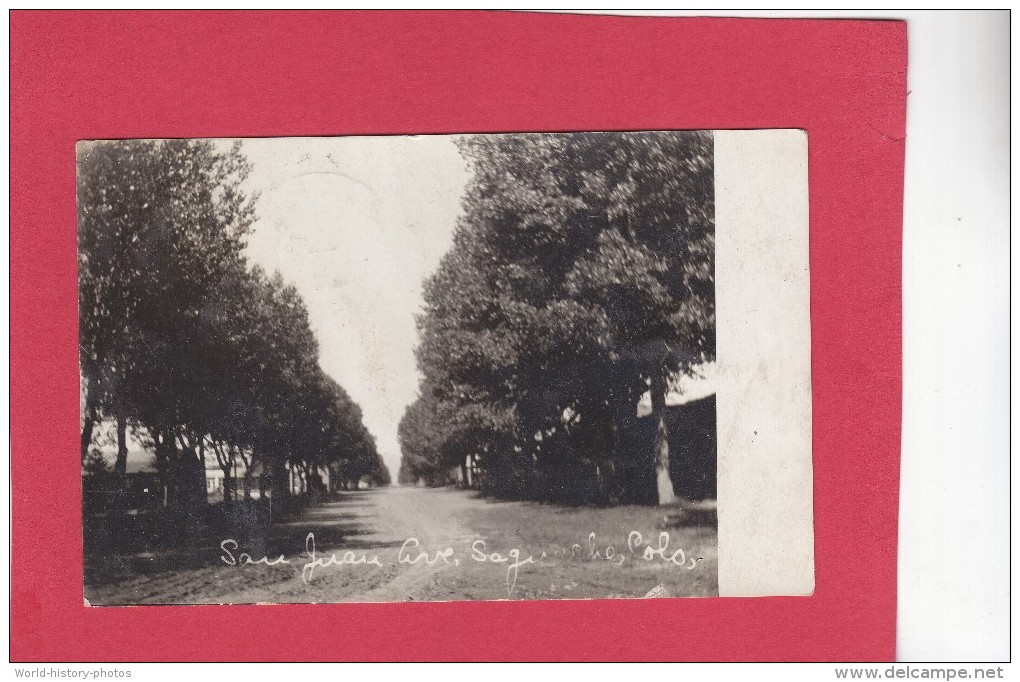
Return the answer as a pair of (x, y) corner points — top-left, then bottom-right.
(85, 486), (717, 605)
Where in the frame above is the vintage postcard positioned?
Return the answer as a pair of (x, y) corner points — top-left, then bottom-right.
(79, 129), (813, 605)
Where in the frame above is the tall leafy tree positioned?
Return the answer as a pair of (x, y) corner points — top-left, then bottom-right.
(78, 139), (256, 486)
(79, 139), (385, 510)
(403, 132), (714, 504)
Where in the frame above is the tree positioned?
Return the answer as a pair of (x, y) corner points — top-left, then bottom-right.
(402, 132), (714, 505)
(78, 139), (256, 497)
(79, 139), (381, 515)
(558, 132), (715, 503)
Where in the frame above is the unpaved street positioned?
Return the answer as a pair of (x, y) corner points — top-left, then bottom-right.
(86, 486), (717, 604)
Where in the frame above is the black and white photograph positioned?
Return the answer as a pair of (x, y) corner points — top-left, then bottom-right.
(12, 6), (1009, 669)
(80, 130), (809, 606)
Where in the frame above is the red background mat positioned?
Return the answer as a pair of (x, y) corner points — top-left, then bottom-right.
(10, 11), (906, 662)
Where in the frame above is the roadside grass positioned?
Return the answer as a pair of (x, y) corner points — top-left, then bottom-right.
(84, 487), (718, 604)
(83, 493), (331, 586)
(417, 488), (719, 601)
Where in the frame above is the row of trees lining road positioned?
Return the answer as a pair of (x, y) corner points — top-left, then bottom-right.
(398, 132), (715, 505)
(79, 139), (388, 515)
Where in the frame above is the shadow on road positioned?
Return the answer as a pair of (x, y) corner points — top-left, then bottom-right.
(84, 492), (403, 587)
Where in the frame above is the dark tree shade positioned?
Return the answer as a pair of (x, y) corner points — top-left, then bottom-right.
(79, 139), (387, 509)
(401, 132), (715, 504)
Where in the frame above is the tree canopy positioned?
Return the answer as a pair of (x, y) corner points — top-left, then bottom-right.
(79, 139), (387, 506)
(399, 132), (715, 504)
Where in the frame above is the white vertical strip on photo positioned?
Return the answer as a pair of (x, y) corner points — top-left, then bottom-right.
(714, 129), (814, 596)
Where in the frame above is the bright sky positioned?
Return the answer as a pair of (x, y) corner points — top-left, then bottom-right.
(240, 136), (472, 478)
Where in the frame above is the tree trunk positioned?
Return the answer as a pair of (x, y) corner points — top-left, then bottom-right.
(80, 374), (100, 462)
(599, 410), (620, 505)
(198, 436), (207, 503)
(220, 462), (234, 503)
(222, 442), (232, 499)
(243, 463), (253, 500)
(174, 430), (206, 511)
(183, 436), (205, 509)
(272, 460), (290, 500)
(650, 372), (677, 505)
(114, 410), (128, 479)
(210, 439), (233, 503)
(81, 409), (97, 462)
(152, 427), (170, 508)
(258, 454), (268, 499)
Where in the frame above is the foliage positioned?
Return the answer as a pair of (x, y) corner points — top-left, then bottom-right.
(400, 132), (715, 504)
(78, 139), (387, 509)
